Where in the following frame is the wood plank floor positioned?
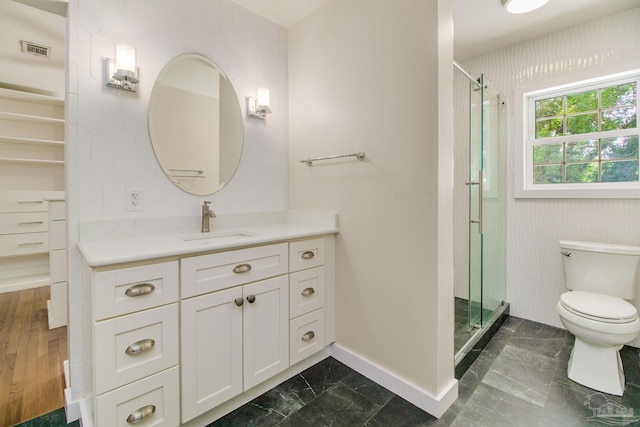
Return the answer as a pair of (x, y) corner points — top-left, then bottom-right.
(0, 287), (67, 427)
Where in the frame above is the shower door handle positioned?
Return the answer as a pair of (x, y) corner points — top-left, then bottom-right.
(466, 170), (483, 234)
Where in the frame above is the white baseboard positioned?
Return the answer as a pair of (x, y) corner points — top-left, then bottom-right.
(0, 274), (49, 293)
(63, 360), (81, 423)
(330, 343), (458, 418)
(47, 299), (67, 329)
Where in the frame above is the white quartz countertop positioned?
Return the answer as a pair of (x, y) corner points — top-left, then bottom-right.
(77, 211), (339, 267)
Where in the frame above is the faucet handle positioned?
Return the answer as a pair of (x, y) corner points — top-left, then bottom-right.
(203, 201), (211, 207)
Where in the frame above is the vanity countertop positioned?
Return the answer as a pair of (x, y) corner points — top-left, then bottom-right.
(77, 211), (339, 267)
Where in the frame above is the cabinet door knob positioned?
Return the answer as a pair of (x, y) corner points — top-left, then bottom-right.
(125, 283), (155, 297)
(301, 251), (315, 260)
(233, 263), (252, 273)
(125, 339), (156, 355)
(235, 297), (244, 306)
(301, 287), (315, 297)
(126, 404), (156, 424)
(246, 295), (256, 304)
(301, 331), (315, 342)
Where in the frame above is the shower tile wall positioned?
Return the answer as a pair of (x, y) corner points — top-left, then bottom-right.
(66, 0), (290, 401)
(459, 8), (640, 330)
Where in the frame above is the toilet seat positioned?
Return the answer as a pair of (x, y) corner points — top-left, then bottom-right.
(560, 291), (637, 324)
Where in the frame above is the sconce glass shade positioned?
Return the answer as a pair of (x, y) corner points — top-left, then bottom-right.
(113, 44), (139, 83)
(502, 0), (550, 14)
(104, 44), (139, 92)
(257, 88), (271, 113)
(247, 87), (272, 119)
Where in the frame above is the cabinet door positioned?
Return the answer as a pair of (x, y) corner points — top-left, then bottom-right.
(243, 275), (289, 390)
(181, 287), (243, 423)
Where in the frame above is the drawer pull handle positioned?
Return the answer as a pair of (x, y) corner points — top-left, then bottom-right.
(302, 331), (315, 342)
(18, 200), (44, 204)
(247, 295), (256, 304)
(18, 242), (44, 246)
(125, 339), (155, 355)
(301, 251), (315, 260)
(235, 297), (244, 306)
(125, 283), (155, 297)
(19, 221), (44, 225)
(233, 263), (252, 273)
(126, 404), (156, 424)
(301, 287), (315, 297)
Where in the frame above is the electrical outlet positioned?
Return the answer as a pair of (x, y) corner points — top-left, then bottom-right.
(126, 189), (144, 211)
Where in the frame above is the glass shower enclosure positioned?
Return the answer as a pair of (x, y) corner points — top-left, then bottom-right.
(454, 66), (507, 365)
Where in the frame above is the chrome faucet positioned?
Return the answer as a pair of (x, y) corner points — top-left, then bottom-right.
(201, 201), (216, 233)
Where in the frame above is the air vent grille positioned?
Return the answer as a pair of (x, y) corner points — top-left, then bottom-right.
(20, 40), (51, 58)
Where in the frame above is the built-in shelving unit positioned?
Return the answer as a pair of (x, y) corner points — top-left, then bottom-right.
(0, 87), (65, 293)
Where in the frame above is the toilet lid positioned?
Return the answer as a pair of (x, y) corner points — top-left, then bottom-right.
(560, 291), (638, 323)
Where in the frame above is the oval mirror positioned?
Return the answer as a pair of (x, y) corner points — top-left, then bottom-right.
(148, 53), (244, 196)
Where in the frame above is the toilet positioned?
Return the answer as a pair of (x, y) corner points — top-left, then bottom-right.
(557, 240), (640, 396)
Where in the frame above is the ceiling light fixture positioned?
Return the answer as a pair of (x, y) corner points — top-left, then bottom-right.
(502, 0), (550, 14)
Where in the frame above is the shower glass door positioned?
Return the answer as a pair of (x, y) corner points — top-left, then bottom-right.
(468, 74), (506, 330)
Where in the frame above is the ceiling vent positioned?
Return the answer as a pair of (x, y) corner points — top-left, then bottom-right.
(20, 40), (51, 58)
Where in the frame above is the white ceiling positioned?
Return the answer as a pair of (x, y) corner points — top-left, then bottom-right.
(231, 0), (640, 61)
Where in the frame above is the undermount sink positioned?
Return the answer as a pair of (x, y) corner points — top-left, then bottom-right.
(180, 230), (258, 242)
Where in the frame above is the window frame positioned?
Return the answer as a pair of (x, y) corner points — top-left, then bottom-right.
(514, 64), (640, 199)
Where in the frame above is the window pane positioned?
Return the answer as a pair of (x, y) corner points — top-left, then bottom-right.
(566, 90), (598, 114)
(566, 162), (599, 183)
(602, 107), (637, 131)
(602, 83), (637, 109)
(534, 165), (563, 184)
(535, 97), (563, 118)
(533, 144), (563, 164)
(566, 113), (598, 135)
(566, 140), (598, 162)
(536, 118), (563, 138)
(601, 160), (639, 182)
(601, 136), (639, 160)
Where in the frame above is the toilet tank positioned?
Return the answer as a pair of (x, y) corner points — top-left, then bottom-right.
(560, 240), (640, 299)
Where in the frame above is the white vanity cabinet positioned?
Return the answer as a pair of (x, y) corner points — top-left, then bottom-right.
(180, 243), (289, 423)
(83, 231), (336, 427)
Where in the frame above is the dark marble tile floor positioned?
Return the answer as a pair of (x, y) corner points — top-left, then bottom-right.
(212, 316), (640, 427)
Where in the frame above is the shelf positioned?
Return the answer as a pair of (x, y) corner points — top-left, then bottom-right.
(0, 87), (63, 106)
(0, 135), (64, 146)
(0, 111), (65, 125)
(0, 157), (64, 166)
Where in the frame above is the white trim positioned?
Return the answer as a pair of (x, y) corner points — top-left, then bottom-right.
(514, 61), (640, 199)
(330, 343), (458, 418)
(63, 359), (81, 422)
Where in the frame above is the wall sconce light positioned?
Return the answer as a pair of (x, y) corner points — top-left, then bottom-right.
(247, 88), (272, 119)
(104, 44), (139, 92)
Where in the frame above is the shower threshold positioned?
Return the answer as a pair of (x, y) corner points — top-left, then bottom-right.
(454, 302), (510, 379)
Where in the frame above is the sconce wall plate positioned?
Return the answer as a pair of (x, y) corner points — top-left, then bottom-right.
(104, 57), (139, 92)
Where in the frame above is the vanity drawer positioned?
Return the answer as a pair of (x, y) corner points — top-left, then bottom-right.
(289, 238), (325, 272)
(0, 232), (49, 256)
(93, 261), (179, 321)
(95, 366), (179, 427)
(290, 266), (325, 318)
(0, 212), (49, 235)
(181, 243), (288, 298)
(290, 308), (325, 366)
(94, 304), (179, 395)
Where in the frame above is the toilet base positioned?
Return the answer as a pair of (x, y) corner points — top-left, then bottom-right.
(567, 337), (625, 396)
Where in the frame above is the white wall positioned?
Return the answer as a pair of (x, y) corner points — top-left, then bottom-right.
(66, 0), (289, 400)
(461, 8), (640, 328)
(289, 0), (455, 411)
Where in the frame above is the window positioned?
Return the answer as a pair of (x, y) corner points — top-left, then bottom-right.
(515, 68), (640, 198)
